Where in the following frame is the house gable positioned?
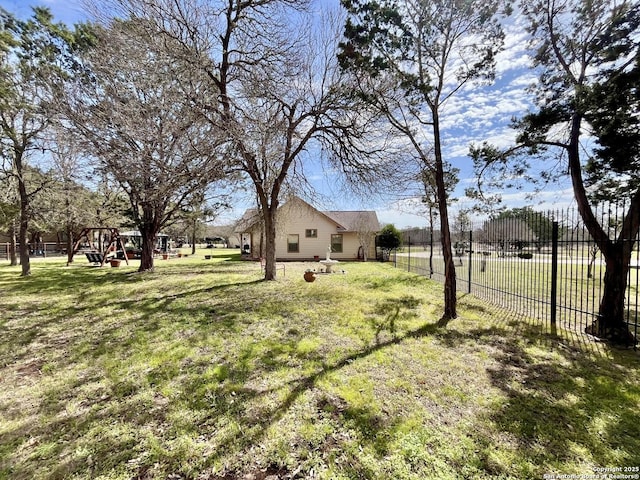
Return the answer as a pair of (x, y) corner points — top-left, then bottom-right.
(276, 198), (344, 259)
(235, 196), (379, 260)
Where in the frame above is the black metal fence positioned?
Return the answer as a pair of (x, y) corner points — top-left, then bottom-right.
(394, 206), (639, 346)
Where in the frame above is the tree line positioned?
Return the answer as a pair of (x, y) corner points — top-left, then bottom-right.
(1, 0), (637, 343)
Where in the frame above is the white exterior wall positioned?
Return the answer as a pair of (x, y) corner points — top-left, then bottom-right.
(273, 199), (372, 260)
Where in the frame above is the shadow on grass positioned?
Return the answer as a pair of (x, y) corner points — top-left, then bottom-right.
(192, 318), (444, 476)
(0, 254), (252, 295)
(368, 295), (422, 344)
(0, 290), (443, 479)
(0, 265), (264, 369)
(455, 293), (618, 357)
(3, 261), (638, 479)
(462, 321), (640, 478)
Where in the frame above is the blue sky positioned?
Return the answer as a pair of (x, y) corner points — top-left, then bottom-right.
(1, 0), (576, 228)
(0, 0), (87, 25)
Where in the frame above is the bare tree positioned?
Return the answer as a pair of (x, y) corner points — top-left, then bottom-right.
(45, 137), (111, 265)
(352, 213), (379, 261)
(92, 0), (392, 280)
(60, 19), (229, 272)
(230, 19), (389, 278)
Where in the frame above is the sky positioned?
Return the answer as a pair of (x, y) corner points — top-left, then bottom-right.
(0, 0), (86, 25)
(0, 0), (577, 228)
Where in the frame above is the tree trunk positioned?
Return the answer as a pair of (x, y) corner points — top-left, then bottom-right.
(66, 226), (75, 265)
(191, 218), (197, 255)
(429, 209), (434, 277)
(98, 231), (105, 254)
(566, 113), (638, 344)
(139, 228), (156, 272)
(8, 225), (18, 266)
(589, 248), (634, 344)
(262, 206), (278, 280)
(439, 212), (457, 320)
(587, 244), (597, 279)
(18, 177), (31, 276)
(139, 206), (158, 272)
(433, 116), (456, 320)
(56, 231), (62, 254)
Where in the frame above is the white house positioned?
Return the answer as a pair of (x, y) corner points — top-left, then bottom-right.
(235, 197), (380, 261)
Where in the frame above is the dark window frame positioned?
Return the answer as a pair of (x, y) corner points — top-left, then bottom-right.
(287, 234), (300, 253)
(331, 234), (343, 253)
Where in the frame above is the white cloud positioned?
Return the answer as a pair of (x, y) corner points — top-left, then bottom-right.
(498, 187), (575, 210)
(373, 182), (577, 229)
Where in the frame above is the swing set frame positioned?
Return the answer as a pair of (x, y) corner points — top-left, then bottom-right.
(70, 227), (129, 267)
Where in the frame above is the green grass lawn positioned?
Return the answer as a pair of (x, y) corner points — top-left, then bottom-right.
(1, 250), (638, 479)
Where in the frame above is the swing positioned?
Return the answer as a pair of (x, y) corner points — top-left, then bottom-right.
(69, 227), (129, 267)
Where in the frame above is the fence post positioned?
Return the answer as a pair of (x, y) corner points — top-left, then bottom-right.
(429, 228), (434, 277)
(468, 230), (473, 294)
(551, 221), (559, 326)
(408, 235), (411, 273)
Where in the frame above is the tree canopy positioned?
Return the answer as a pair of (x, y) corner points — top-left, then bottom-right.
(471, 0), (640, 343)
(494, 207), (555, 244)
(339, 0), (506, 319)
(583, 4), (640, 201)
(0, 6), (91, 275)
(59, 18), (230, 272)
(377, 223), (402, 260)
(96, 0), (393, 279)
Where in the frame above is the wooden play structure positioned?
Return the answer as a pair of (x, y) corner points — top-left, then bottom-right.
(70, 227), (129, 267)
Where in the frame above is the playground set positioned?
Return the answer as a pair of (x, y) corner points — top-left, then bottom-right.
(70, 227), (129, 267)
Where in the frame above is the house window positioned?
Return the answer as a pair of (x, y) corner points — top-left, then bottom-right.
(305, 229), (317, 238)
(287, 234), (299, 253)
(331, 234), (343, 253)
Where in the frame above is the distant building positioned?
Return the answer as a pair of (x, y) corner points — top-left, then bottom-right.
(400, 227), (442, 246)
(203, 224), (241, 248)
(482, 218), (538, 250)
